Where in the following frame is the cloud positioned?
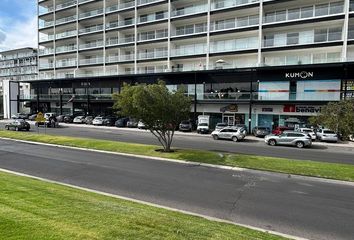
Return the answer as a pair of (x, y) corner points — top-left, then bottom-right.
(0, 16), (37, 51)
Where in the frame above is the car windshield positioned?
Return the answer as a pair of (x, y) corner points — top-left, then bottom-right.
(199, 123), (208, 126)
(324, 130), (335, 134)
(95, 117), (102, 120)
(217, 123), (227, 127)
(181, 121), (190, 124)
(257, 127), (268, 130)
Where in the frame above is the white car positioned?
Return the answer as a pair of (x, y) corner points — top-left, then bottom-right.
(197, 123), (209, 134)
(349, 134), (354, 142)
(92, 117), (104, 126)
(211, 127), (246, 142)
(298, 128), (316, 140)
(138, 121), (146, 129)
(73, 116), (85, 124)
(316, 129), (338, 142)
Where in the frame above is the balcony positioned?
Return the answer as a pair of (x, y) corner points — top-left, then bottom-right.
(106, 19), (135, 30)
(171, 44), (207, 57)
(39, 35), (54, 42)
(79, 25), (104, 35)
(210, 15), (259, 32)
(56, 30), (77, 39)
(210, 37), (258, 54)
(263, 32), (342, 48)
(173, 23), (207, 37)
(79, 40), (104, 50)
(56, 0), (77, 11)
(263, 2), (344, 25)
(79, 57), (104, 66)
(138, 29), (168, 41)
(211, 0), (259, 11)
(138, 0), (164, 6)
(56, 15), (76, 25)
(264, 52), (342, 66)
(106, 54), (134, 63)
(56, 60), (77, 68)
(138, 12), (168, 24)
(106, 1), (135, 13)
(39, 63), (54, 69)
(171, 4), (208, 18)
(79, 9), (104, 19)
(39, 20), (54, 29)
(39, 48), (55, 56)
(137, 65), (168, 74)
(106, 37), (135, 46)
(56, 45), (77, 54)
(38, 6), (54, 15)
(138, 50), (168, 60)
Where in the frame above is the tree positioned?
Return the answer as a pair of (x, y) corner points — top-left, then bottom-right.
(113, 81), (191, 152)
(309, 99), (354, 140)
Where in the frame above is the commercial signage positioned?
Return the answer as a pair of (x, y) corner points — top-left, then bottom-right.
(285, 71), (314, 79)
(283, 104), (322, 113)
(220, 104), (238, 113)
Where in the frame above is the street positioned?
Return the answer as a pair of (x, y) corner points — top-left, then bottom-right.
(2, 121), (353, 165)
(0, 139), (353, 240)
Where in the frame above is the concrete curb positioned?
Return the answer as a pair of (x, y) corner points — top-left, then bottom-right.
(0, 167), (308, 240)
(1, 136), (354, 187)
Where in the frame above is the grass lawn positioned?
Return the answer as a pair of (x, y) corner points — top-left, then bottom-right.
(0, 130), (354, 182)
(0, 171), (287, 240)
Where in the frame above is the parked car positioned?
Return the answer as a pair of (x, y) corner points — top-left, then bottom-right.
(298, 128), (317, 140)
(179, 120), (192, 132)
(211, 127), (246, 142)
(215, 123), (228, 131)
(11, 113), (29, 120)
(349, 134), (354, 142)
(252, 126), (271, 137)
(56, 115), (66, 122)
(103, 116), (117, 126)
(92, 116), (104, 126)
(28, 114), (38, 121)
(84, 116), (94, 125)
(138, 121), (147, 129)
(316, 129), (338, 142)
(44, 112), (56, 120)
(127, 118), (138, 128)
(5, 119), (30, 131)
(272, 126), (292, 135)
(197, 123), (209, 134)
(115, 117), (129, 127)
(63, 115), (74, 123)
(235, 124), (248, 134)
(73, 116), (86, 124)
(265, 131), (312, 148)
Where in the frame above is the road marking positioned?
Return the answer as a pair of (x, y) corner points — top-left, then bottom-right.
(0, 137), (354, 187)
(0, 167), (308, 240)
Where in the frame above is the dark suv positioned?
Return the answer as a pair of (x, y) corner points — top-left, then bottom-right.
(5, 119), (30, 131)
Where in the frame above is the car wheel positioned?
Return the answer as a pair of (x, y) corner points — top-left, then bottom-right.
(296, 141), (305, 148)
(213, 135), (219, 140)
(268, 139), (276, 146)
(232, 136), (238, 142)
(15, 127), (19, 131)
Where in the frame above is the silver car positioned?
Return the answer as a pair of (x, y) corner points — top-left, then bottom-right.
(265, 131), (312, 148)
(316, 129), (338, 142)
(211, 127), (246, 142)
(298, 128), (316, 140)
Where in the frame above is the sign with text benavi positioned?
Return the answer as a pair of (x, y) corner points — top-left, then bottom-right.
(283, 104), (322, 113)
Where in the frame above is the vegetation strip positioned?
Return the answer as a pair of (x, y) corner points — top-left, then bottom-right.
(0, 130), (354, 182)
(0, 170), (287, 240)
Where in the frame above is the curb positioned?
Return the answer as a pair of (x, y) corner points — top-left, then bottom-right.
(0, 167), (308, 240)
(1, 136), (354, 187)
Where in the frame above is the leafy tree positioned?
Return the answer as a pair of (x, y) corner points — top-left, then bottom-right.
(113, 81), (191, 152)
(309, 99), (354, 140)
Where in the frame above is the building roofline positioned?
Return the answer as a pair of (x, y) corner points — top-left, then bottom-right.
(0, 47), (38, 55)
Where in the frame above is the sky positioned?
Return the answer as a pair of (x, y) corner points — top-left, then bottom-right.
(0, 0), (37, 51)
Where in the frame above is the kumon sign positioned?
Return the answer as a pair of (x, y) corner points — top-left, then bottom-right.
(285, 71), (314, 79)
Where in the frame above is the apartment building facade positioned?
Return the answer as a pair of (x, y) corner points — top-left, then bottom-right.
(31, 0), (354, 129)
(0, 48), (37, 118)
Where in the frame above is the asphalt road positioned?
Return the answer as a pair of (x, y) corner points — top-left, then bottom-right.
(0, 139), (353, 240)
(4, 122), (353, 165)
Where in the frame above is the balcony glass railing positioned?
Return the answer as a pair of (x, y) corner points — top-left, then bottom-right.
(79, 57), (104, 65)
(56, 45), (77, 53)
(138, 12), (168, 23)
(138, 29), (168, 41)
(79, 9), (104, 19)
(137, 65), (168, 74)
(106, 19), (135, 30)
(79, 40), (104, 50)
(173, 23), (207, 36)
(171, 4), (208, 17)
(39, 6), (54, 15)
(106, 1), (135, 13)
(56, 60), (77, 68)
(264, 1), (344, 24)
(39, 20), (54, 28)
(56, 30), (77, 39)
(210, 37), (258, 53)
(138, 0), (162, 6)
(79, 25), (104, 34)
(210, 15), (259, 31)
(106, 54), (134, 63)
(263, 33), (342, 48)
(39, 63), (54, 69)
(106, 37), (135, 46)
(39, 48), (54, 56)
(264, 52), (342, 66)
(56, 15), (76, 25)
(138, 50), (168, 60)
(39, 35), (54, 42)
(211, 0), (259, 10)
(56, 0), (76, 10)
(171, 44), (207, 57)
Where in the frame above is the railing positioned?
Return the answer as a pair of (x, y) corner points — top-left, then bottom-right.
(79, 57), (104, 65)
(106, 1), (135, 13)
(138, 29), (168, 41)
(171, 44), (207, 57)
(56, 45), (77, 53)
(173, 23), (207, 36)
(39, 6), (54, 15)
(79, 9), (104, 19)
(138, 0), (162, 6)
(20, 93), (114, 101)
(138, 50), (168, 60)
(138, 12), (168, 23)
(211, 0), (259, 10)
(210, 37), (258, 53)
(39, 63), (54, 69)
(56, 15), (76, 25)
(56, 0), (77, 10)
(79, 25), (104, 34)
(137, 65), (168, 74)
(56, 30), (77, 39)
(171, 4), (208, 17)
(39, 48), (54, 56)
(56, 60), (77, 68)
(79, 40), (104, 50)
(39, 35), (54, 42)
(210, 15), (259, 31)
(106, 54), (134, 63)
(106, 19), (135, 30)
(106, 37), (135, 46)
(39, 20), (54, 28)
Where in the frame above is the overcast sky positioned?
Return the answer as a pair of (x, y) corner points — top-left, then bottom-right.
(0, 0), (37, 51)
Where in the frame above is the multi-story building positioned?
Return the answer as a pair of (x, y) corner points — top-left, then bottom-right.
(29, 0), (354, 129)
(0, 48), (37, 118)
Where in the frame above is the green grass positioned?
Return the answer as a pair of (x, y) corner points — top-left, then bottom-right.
(0, 171), (286, 240)
(1, 130), (354, 182)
